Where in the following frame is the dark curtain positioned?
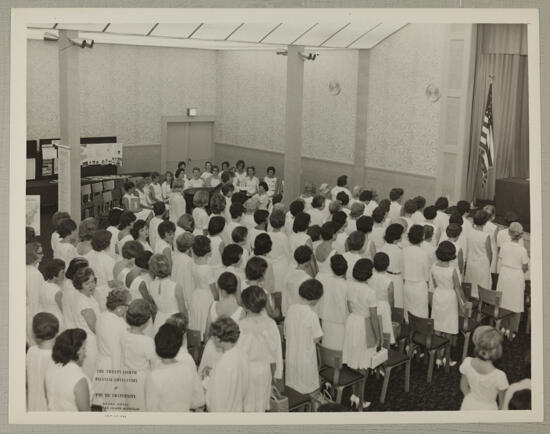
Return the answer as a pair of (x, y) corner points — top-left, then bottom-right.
(466, 24), (529, 202)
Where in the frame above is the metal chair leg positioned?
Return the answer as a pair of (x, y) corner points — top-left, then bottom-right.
(427, 350), (435, 383)
(380, 367), (391, 404)
(461, 332), (471, 362)
(335, 386), (344, 404)
(405, 360), (411, 392)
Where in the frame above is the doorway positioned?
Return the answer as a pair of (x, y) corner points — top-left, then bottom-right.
(160, 115), (215, 174)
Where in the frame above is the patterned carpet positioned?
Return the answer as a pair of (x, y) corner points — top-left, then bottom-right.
(335, 316), (531, 412)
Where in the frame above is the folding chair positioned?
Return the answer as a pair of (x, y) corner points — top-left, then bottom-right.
(317, 344), (366, 409)
(377, 315), (411, 404)
(459, 301), (478, 362)
(477, 287), (514, 330)
(407, 312), (451, 383)
(391, 307), (409, 354)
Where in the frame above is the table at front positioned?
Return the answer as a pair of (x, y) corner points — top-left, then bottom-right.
(495, 177), (530, 232)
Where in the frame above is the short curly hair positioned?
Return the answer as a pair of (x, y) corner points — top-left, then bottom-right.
(209, 193), (227, 215)
(125, 299), (152, 327)
(240, 285), (267, 314)
(121, 240), (145, 260)
(298, 279), (323, 301)
(384, 223), (404, 244)
(473, 326), (503, 361)
(106, 289), (131, 311)
(91, 229), (112, 252)
(52, 328), (87, 366)
(435, 240), (456, 262)
(210, 316), (240, 343)
(352, 258), (373, 282)
(192, 235), (211, 257)
(149, 253), (171, 278)
(72, 267), (96, 290)
(193, 190), (210, 208)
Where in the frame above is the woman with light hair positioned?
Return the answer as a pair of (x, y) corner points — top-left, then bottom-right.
(148, 253), (187, 334)
(496, 222), (529, 339)
(300, 182), (317, 211)
(169, 177), (187, 225)
(459, 326), (509, 410)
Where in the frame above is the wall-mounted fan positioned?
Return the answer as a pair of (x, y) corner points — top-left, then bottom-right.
(328, 80), (342, 96)
(425, 83), (441, 102)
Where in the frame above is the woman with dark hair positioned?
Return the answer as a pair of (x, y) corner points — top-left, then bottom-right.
(62, 257), (90, 329)
(238, 285), (284, 412)
(130, 219), (153, 253)
(70, 267), (100, 379)
(45, 328), (91, 411)
(378, 223), (405, 309)
(464, 210), (493, 299)
(431, 241), (466, 367)
(402, 225), (430, 319)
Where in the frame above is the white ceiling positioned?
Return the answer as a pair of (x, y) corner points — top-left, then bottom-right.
(27, 22), (407, 50)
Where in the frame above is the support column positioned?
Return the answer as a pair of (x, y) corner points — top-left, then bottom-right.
(283, 45), (305, 204)
(58, 30), (81, 221)
(352, 50), (370, 187)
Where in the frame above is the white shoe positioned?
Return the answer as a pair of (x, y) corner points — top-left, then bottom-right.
(435, 358), (443, 368)
(449, 360), (457, 367)
(362, 401), (372, 409)
(350, 394), (360, 409)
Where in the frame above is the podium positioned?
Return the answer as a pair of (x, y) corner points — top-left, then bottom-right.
(495, 177), (530, 232)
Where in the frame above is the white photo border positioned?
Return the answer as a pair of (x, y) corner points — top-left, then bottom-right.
(9, 7), (543, 425)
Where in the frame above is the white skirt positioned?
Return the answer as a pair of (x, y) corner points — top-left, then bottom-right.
(342, 314), (377, 370)
(461, 393), (498, 411)
(388, 273), (404, 309)
(431, 287), (459, 334)
(322, 320), (345, 351)
(244, 361), (272, 412)
(497, 266), (525, 313)
(464, 257), (491, 298)
(404, 280), (429, 318)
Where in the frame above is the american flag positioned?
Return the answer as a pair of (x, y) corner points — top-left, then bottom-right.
(479, 83), (495, 187)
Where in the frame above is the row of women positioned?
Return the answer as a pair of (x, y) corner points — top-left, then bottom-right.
(25, 176), (530, 412)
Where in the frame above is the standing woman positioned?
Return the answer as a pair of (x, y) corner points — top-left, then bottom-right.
(45, 328), (91, 411)
(86, 230), (119, 312)
(71, 267), (101, 380)
(76, 218), (97, 257)
(464, 210), (493, 299)
(244, 166), (259, 198)
(378, 223), (405, 309)
(26, 242), (44, 345)
(161, 171), (174, 204)
(496, 222), (529, 340)
(402, 225), (431, 319)
(148, 254), (187, 334)
(169, 178), (187, 226)
(116, 211), (137, 256)
(130, 219), (153, 253)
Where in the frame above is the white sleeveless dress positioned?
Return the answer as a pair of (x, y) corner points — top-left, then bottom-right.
(464, 229), (492, 298)
(378, 243), (404, 309)
(431, 264), (459, 334)
(402, 245), (430, 318)
(149, 277), (180, 334)
(368, 271), (395, 344)
(72, 292), (101, 379)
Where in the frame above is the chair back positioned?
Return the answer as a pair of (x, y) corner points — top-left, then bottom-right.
(316, 344), (343, 386)
(478, 286), (501, 318)
(377, 315), (389, 349)
(462, 282), (473, 300)
(391, 307), (405, 324)
(408, 312), (435, 349)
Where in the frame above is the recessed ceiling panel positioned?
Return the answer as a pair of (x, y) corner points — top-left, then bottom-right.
(56, 23), (107, 32)
(322, 22), (381, 48)
(351, 22), (407, 48)
(151, 23), (202, 38)
(261, 22), (318, 45)
(190, 23), (243, 41)
(227, 23), (281, 43)
(293, 22), (350, 47)
(106, 23), (155, 35)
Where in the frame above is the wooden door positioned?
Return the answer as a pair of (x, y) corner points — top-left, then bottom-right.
(165, 120), (213, 173)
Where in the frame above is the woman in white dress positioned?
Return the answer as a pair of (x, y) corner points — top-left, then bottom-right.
(314, 222), (337, 275)
(161, 171), (174, 204)
(459, 326), (509, 410)
(315, 254), (349, 350)
(496, 222), (529, 338)
(238, 286), (284, 412)
(106, 208), (123, 259)
(92, 289), (130, 408)
(130, 219), (153, 253)
(207, 216), (226, 273)
(113, 240), (145, 289)
(46, 328), (91, 411)
(26, 242), (45, 344)
(431, 241), (466, 367)
(199, 272), (245, 378)
(402, 225), (431, 319)
(148, 254), (187, 334)
(119, 299), (157, 411)
(464, 210), (493, 299)
(70, 267), (101, 380)
(86, 229), (119, 312)
(267, 211), (291, 295)
(423, 206), (442, 247)
(172, 232), (196, 309)
(342, 259), (381, 371)
(289, 212), (313, 254)
(369, 252), (395, 345)
(205, 317), (249, 412)
(62, 257), (90, 329)
(192, 190), (210, 235)
(39, 259), (66, 331)
(116, 211), (137, 259)
(443, 223), (465, 281)
(169, 178), (187, 225)
(378, 223), (405, 309)
(54, 219), (78, 267)
(76, 218), (97, 257)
